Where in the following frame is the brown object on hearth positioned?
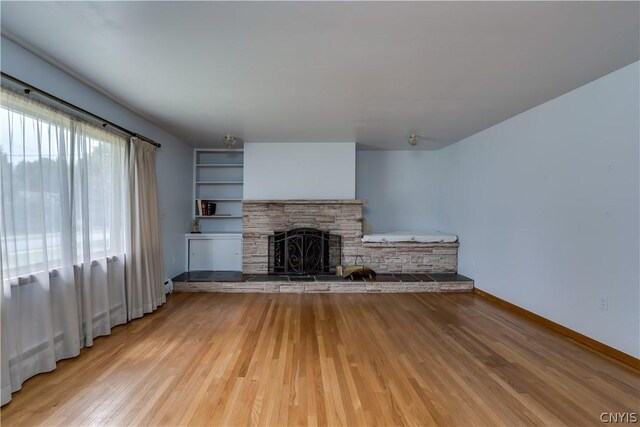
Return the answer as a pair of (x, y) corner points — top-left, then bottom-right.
(343, 266), (376, 280)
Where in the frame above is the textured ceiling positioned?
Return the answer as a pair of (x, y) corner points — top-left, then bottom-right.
(1, 1), (638, 150)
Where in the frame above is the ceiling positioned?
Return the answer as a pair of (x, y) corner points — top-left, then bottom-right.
(1, 2), (638, 150)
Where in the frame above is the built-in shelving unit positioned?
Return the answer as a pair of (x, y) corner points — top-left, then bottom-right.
(193, 148), (244, 234)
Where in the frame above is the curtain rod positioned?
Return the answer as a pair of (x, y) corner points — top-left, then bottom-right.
(1, 71), (161, 148)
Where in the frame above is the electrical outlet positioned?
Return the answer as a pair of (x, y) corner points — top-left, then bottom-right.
(599, 297), (609, 311)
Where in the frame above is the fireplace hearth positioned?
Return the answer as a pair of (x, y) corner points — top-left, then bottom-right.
(268, 228), (341, 275)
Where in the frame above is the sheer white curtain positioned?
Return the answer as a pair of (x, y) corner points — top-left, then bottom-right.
(72, 122), (128, 344)
(126, 137), (165, 319)
(0, 89), (128, 405)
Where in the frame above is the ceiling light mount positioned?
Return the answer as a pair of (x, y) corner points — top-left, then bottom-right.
(223, 133), (242, 149)
(408, 133), (420, 146)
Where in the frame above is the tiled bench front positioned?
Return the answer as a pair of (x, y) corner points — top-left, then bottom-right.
(172, 273), (473, 293)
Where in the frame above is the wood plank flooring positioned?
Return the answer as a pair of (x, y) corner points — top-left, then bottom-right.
(1, 293), (638, 426)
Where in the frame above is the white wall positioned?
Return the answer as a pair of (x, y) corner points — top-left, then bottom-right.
(1, 37), (193, 279)
(437, 62), (639, 357)
(244, 142), (355, 200)
(356, 150), (441, 233)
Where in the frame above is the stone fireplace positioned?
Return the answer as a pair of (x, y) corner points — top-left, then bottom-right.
(243, 200), (362, 274)
(242, 200), (459, 275)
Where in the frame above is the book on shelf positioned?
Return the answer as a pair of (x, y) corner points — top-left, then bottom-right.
(195, 199), (217, 216)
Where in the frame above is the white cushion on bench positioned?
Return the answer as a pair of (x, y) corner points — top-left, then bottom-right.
(362, 231), (458, 243)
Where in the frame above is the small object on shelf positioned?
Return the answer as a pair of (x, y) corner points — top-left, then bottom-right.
(191, 218), (201, 233)
(195, 199), (218, 216)
(207, 201), (217, 216)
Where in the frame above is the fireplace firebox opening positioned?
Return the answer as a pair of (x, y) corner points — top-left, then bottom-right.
(268, 228), (341, 275)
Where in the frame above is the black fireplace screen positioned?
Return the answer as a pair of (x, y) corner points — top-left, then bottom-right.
(268, 228), (341, 275)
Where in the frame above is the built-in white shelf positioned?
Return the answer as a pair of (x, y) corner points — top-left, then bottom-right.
(196, 181), (243, 185)
(195, 215), (243, 219)
(186, 232), (242, 237)
(196, 164), (244, 168)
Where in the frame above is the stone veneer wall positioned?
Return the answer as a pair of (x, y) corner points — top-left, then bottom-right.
(242, 200), (458, 274)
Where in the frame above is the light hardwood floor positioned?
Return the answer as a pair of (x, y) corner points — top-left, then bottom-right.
(1, 292), (638, 426)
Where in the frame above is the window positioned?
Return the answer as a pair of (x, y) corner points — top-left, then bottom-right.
(0, 89), (127, 279)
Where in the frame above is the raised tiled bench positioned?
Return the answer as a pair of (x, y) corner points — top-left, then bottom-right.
(358, 242), (458, 273)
